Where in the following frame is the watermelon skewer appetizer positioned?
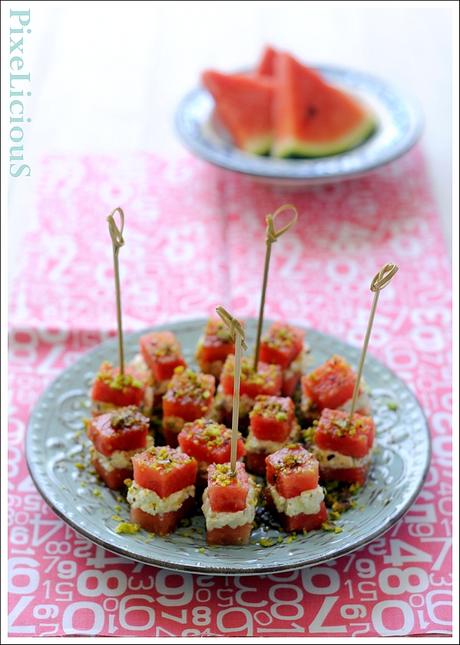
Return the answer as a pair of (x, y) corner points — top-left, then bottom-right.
(265, 444), (328, 532)
(202, 307), (259, 545)
(162, 367), (215, 447)
(313, 409), (375, 485)
(127, 445), (198, 535)
(195, 318), (235, 378)
(311, 263), (398, 485)
(91, 209), (153, 415)
(139, 330), (187, 409)
(87, 406), (152, 489)
(178, 418), (245, 487)
(259, 322), (309, 396)
(300, 354), (371, 422)
(245, 395), (300, 476)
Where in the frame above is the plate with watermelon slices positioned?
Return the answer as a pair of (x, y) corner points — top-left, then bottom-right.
(26, 319), (430, 575)
(175, 47), (423, 185)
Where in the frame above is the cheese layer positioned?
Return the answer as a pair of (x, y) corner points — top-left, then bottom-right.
(313, 447), (372, 469)
(202, 478), (258, 530)
(127, 481), (195, 515)
(268, 483), (324, 517)
(245, 421), (300, 453)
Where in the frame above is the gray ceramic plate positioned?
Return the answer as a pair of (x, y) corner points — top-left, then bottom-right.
(175, 65), (423, 186)
(26, 319), (430, 575)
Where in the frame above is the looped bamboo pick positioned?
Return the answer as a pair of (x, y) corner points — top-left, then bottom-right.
(216, 306), (247, 474)
(347, 263), (399, 427)
(254, 204), (298, 369)
(107, 207), (126, 375)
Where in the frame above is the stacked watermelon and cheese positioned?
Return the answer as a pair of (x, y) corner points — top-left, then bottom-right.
(245, 395), (300, 475)
(259, 322), (309, 396)
(213, 355), (282, 430)
(313, 409), (375, 485)
(202, 47), (376, 158)
(300, 355), (371, 422)
(139, 331), (187, 409)
(178, 418), (245, 486)
(127, 446), (197, 535)
(87, 406), (152, 490)
(162, 367), (216, 447)
(265, 444), (327, 532)
(202, 462), (259, 545)
(195, 318), (235, 379)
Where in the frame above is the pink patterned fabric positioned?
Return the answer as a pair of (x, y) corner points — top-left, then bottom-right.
(8, 149), (452, 636)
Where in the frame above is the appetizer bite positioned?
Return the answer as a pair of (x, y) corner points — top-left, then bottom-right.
(202, 462), (259, 545)
(90, 361), (153, 416)
(195, 318), (235, 378)
(87, 406), (152, 489)
(213, 355), (282, 430)
(178, 418), (245, 486)
(127, 446), (197, 535)
(312, 409), (375, 485)
(139, 331), (186, 408)
(265, 444), (327, 532)
(245, 395), (300, 475)
(162, 367), (216, 447)
(300, 355), (371, 422)
(259, 322), (308, 396)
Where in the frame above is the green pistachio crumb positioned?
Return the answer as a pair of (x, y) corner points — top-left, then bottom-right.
(74, 463), (85, 470)
(115, 522), (140, 534)
(259, 537), (276, 547)
(285, 533), (297, 543)
(92, 489), (101, 497)
(198, 547), (206, 554)
(387, 401), (398, 411)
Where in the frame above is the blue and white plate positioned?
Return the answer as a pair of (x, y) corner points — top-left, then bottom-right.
(26, 319), (430, 575)
(175, 65), (423, 185)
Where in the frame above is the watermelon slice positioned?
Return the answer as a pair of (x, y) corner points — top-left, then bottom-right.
(256, 45), (278, 76)
(202, 70), (274, 155)
(272, 52), (376, 157)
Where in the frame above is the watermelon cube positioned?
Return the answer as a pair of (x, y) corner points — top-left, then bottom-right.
(220, 356), (282, 399)
(132, 446), (197, 498)
(87, 406), (149, 457)
(207, 462), (249, 513)
(249, 395), (295, 442)
(139, 331), (186, 382)
(266, 444), (319, 498)
(302, 355), (357, 412)
(315, 408), (375, 459)
(178, 418), (245, 466)
(259, 323), (304, 369)
(196, 318), (235, 377)
(91, 361), (145, 410)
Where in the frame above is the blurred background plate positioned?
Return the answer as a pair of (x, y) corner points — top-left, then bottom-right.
(175, 65), (423, 186)
(26, 319), (430, 575)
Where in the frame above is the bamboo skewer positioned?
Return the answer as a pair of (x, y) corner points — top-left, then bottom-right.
(216, 306), (247, 474)
(347, 263), (399, 426)
(253, 204), (298, 370)
(107, 207), (126, 375)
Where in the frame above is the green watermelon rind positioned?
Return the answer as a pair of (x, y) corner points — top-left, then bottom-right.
(272, 112), (376, 159)
(242, 134), (273, 156)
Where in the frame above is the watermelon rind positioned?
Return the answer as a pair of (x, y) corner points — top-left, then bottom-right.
(272, 112), (376, 158)
(241, 134), (272, 156)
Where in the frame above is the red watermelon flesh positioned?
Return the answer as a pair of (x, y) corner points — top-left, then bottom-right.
(202, 70), (274, 155)
(272, 52), (376, 158)
(256, 45), (278, 76)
